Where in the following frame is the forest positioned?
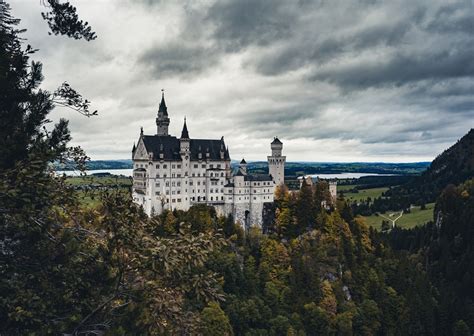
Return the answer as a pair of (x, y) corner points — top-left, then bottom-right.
(1, 2), (473, 335)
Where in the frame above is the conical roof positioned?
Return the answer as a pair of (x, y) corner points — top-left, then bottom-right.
(158, 91), (168, 116)
(271, 137), (282, 145)
(181, 118), (189, 139)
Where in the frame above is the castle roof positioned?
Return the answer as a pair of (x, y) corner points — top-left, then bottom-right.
(271, 137), (282, 145)
(234, 169), (245, 176)
(158, 91), (168, 116)
(141, 135), (230, 161)
(240, 158), (247, 164)
(244, 174), (273, 182)
(180, 118), (189, 139)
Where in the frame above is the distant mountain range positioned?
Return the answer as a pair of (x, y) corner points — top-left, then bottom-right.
(55, 159), (430, 176)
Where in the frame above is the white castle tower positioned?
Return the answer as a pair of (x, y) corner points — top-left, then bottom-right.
(267, 137), (286, 186)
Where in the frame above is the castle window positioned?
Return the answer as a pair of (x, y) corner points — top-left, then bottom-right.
(172, 173), (175, 178)
(172, 164), (175, 169)
(202, 164), (205, 168)
(171, 182), (175, 187)
(156, 164), (160, 169)
(221, 196), (224, 200)
(217, 164), (221, 168)
(177, 165), (181, 169)
(166, 182), (169, 187)
(156, 182), (160, 187)
(194, 164), (198, 168)
(198, 181), (201, 185)
(155, 191), (160, 195)
(211, 197), (213, 201)
(177, 190), (181, 194)
(190, 181), (194, 186)
(177, 182), (181, 187)
(172, 191), (175, 195)
(192, 173), (195, 177)
(156, 174), (160, 178)
(163, 164), (167, 168)
(166, 190), (169, 195)
(163, 174), (167, 178)
(177, 174), (181, 178)
(172, 199), (176, 203)
(254, 197), (256, 200)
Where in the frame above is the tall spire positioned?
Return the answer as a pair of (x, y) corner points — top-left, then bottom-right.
(180, 117), (189, 139)
(156, 89), (170, 136)
(158, 89), (168, 116)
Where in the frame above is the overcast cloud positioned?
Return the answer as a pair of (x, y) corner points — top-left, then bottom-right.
(9, 0), (474, 162)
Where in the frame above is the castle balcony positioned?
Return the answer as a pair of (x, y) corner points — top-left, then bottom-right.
(133, 168), (147, 194)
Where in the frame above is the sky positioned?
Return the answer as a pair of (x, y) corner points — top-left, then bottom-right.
(9, 0), (474, 162)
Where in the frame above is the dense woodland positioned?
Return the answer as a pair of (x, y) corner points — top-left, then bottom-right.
(1, 2), (473, 335)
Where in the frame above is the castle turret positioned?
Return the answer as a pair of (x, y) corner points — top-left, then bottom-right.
(239, 158), (247, 175)
(179, 117), (190, 153)
(156, 90), (170, 136)
(268, 137), (286, 186)
(180, 118), (191, 209)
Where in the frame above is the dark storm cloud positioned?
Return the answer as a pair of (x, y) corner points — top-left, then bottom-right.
(138, 43), (218, 78)
(10, 0), (473, 161)
(206, 0), (295, 51)
(311, 46), (474, 90)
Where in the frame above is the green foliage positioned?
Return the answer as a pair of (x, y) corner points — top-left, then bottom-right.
(200, 302), (233, 336)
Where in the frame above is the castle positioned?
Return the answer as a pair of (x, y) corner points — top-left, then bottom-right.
(132, 92), (286, 229)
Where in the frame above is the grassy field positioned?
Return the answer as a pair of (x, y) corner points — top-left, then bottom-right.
(66, 175), (132, 207)
(342, 187), (389, 202)
(337, 184), (359, 192)
(363, 202), (435, 230)
(66, 175), (132, 186)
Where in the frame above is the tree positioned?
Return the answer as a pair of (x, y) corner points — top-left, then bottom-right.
(453, 320), (471, 336)
(41, 0), (96, 40)
(200, 302), (233, 336)
(295, 179), (314, 233)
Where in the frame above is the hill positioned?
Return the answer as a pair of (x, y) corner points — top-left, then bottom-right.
(379, 129), (474, 208)
(419, 128), (474, 192)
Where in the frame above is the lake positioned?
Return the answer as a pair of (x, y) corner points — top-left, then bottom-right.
(56, 169), (134, 177)
(56, 169), (396, 179)
(303, 173), (397, 179)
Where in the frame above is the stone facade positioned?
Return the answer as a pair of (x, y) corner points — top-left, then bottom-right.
(268, 137), (286, 186)
(132, 93), (286, 229)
